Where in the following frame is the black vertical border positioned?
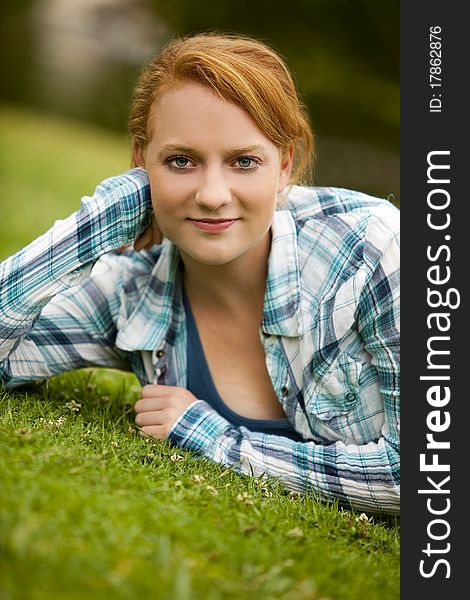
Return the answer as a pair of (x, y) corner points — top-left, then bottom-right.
(401, 2), (467, 597)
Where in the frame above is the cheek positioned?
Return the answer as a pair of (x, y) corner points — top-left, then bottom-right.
(236, 171), (277, 195)
(243, 178), (279, 214)
(149, 174), (189, 213)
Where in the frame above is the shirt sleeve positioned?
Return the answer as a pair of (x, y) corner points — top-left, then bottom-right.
(0, 168), (151, 388)
(168, 217), (400, 516)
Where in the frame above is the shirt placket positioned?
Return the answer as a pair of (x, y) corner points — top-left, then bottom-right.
(261, 332), (291, 408)
(151, 346), (167, 384)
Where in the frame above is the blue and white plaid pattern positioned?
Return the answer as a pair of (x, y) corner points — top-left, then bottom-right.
(0, 169), (400, 514)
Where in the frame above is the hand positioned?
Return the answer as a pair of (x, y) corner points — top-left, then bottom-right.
(134, 213), (162, 251)
(134, 385), (198, 439)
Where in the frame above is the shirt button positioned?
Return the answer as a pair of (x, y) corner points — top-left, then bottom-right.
(346, 392), (356, 402)
(156, 349), (165, 359)
(281, 386), (289, 397)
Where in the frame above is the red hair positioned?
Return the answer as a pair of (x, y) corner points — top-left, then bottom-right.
(129, 32), (314, 184)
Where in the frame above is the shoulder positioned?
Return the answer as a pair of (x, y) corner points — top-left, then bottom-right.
(284, 185), (399, 267)
(284, 184), (398, 224)
(277, 186), (399, 308)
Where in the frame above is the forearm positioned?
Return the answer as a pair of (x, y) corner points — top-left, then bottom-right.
(169, 400), (400, 515)
(0, 168), (151, 362)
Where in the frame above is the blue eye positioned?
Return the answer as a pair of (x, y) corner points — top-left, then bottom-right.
(165, 155), (192, 169)
(172, 156), (190, 168)
(236, 156), (258, 169)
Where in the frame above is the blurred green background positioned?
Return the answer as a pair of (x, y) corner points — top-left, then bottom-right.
(1, 0), (399, 230)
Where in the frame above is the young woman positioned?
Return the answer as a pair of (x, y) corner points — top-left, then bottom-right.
(0, 33), (400, 514)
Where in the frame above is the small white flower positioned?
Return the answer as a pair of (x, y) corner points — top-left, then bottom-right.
(357, 513), (369, 524)
(236, 492), (254, 506)
(65, 400), (81, 412)
(283, 559), (295, 568)
(254, 479), (268, 488)
(286, 527), (304, 539)
(170, 453), (184, 463)
(288, 491), (302, 499)
(191, 474), (205, 484)
(39, 416), (67, 429)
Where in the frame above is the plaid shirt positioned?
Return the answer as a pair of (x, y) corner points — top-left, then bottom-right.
(0, 168), (400, 514)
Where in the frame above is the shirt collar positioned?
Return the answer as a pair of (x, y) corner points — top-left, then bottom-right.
(261, 209), (302, 337)
(116, 209), (302, 352)
(115, 239), (183, 352)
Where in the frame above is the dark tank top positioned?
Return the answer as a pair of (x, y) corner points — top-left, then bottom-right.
(183, 289), (302, 442)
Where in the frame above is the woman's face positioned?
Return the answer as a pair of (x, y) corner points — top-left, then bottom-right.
(135, 82), (293, 267)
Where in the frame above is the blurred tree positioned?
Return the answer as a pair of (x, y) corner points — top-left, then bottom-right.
(147, 0), (400, 198)
(1, 0), (399, 198)
(150, 0), (399, 152)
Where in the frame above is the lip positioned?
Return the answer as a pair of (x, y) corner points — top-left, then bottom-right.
(189, 218), (238, 233)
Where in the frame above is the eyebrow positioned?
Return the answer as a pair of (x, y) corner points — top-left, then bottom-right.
(158, 143), (268, 157)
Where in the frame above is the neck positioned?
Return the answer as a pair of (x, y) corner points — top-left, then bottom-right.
(181, 232), (271, 314)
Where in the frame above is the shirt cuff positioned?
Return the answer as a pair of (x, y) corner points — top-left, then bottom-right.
(114, 168), (152, 244)
(168, 399), (232, 454)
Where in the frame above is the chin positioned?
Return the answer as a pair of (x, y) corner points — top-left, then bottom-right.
(178, 242), (242, 266)
(190, 250), (238, 266)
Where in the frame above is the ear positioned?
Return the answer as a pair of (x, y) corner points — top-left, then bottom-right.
(278, 143), (294, 192)
(133, 142), (146, 168)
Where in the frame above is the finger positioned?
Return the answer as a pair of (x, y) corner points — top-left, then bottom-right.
(135, 410), (165, 427)
(138, 425), (168, 440)
(134, 397), (167, 413)
(134, 215), (163, 250)
(114, 244), (130, 254)
(141, 384), (193, 397)
(151, 215), (163, 245)
(134, 225), (153, 251)
(140, 385), (173, 399)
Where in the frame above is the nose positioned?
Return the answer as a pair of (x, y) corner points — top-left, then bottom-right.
(194, 167), (232, 211)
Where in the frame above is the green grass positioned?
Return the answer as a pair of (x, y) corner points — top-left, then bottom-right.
(0, 104), (400, 599)
(0, 103), (130, 258)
